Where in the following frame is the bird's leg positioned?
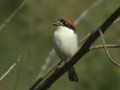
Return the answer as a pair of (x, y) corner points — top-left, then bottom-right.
(64, 58), (70, 64)
(55, 60), (63, 72)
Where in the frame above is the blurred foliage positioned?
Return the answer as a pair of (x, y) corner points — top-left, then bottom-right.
(0, 0), (120, 90)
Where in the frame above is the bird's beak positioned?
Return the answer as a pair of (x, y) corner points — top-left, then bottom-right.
(53, 22), (59, 26)
(53, 21), (62, 26)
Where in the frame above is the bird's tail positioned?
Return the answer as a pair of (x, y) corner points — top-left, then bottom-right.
(68, 66), (78, 82)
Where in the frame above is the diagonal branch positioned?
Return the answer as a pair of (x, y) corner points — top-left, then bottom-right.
(13, 60), (21, 90)
(36, 49), (55, 79)
(78, 33), (91, 45)
(29, 60), (61, 90)
(0, 0), (28, 32)
(0, 55), (21, 81)
(99, 30), (120, 67)
(30, 44), (120, 90)
(34, 6), (120, 90)
(74, 0), (104, 25)
(90, 44), (120, 50)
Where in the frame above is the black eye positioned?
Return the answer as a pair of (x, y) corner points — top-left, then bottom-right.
(62, 21), (68, 26)
(58, 19), (69, 27)
(64, 21), (68, 25)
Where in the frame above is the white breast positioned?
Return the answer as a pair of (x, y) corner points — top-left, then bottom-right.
(53, 26), (78, 60)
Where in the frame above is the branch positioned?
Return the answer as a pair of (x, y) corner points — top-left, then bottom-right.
(74, 0), (104, 25)
(90, 44), (120, 50)
(30, 44), (119, 90)
(0, 0), (28, 32)
(113, 17), (120, 23)
(13, 60), (21, 90)
(29, 60), (61, 90)
(0, 55), (21, 81)
(30, 49), (55, 90)
(34, 6), (120, 90)
(78, 33), (91, 45)
(99, 30), (120, 67)
(36, 49), (54, 79)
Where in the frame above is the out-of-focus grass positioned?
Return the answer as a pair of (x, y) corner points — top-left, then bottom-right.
(0, 0), (120, 90)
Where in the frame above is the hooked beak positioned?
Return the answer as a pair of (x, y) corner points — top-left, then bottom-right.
(53, 21), (62, 26)
(53, 22), (59, 26)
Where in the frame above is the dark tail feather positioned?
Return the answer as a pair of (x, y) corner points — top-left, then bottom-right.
(68, 67), (78, 82)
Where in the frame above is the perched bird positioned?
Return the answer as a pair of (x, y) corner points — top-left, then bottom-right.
(53, 18), (79, 82)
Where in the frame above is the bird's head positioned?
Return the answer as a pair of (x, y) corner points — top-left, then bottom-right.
(53, 18), (76, 32)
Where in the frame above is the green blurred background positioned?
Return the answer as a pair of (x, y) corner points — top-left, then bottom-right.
(0, 0), (120, 90)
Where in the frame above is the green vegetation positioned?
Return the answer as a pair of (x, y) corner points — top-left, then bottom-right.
(0, 0), (120, 90)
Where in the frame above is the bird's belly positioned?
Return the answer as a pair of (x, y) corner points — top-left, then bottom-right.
(53, 32), (78, 60)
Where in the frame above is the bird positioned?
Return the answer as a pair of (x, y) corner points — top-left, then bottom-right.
(53, 18), (79, 82)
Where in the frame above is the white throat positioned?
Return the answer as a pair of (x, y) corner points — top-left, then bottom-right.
(56, 26), (74, 33)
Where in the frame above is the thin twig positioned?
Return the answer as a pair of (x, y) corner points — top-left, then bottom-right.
(39, 60), (61, 81)
(30, 60), (61, 90)
(80, 17), (120, 45)
(13, 60), (21, 90)
(99, 30), (120, 68)
(0, 55), (21, 81)
(74, 0), (104, 25)
(113, 17), (120, 23)
(73, 0), (104, 45)
(0, 0), (28, 32)
(90, 44), (120, 50)
(31, 50), (55, 90)
(37, 49), (54, 79)
(78, 33), (91, 45)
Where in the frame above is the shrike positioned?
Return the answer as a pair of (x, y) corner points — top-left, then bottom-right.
(53, 18), (79, 82)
